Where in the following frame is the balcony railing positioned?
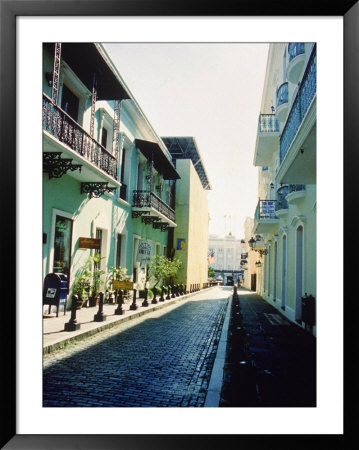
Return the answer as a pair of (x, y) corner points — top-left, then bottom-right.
(255, 200), (278, 220)
(43, 94), (117, 179)
(280, 45), (316, 163)
(276, 82), (289, 109)
(258, 114), (280, 133)
(133, 190), (175, 223)
(276, 184), (306, 210)
(288, 43), (305, 62)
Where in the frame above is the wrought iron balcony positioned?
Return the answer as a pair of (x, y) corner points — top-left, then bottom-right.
(288, 43), (305, 62)
(42, 94), (117, 179)
(132, 190), (175, 223)
(276, 185), (290, 210)
(276, 82), (289, 109)
(255, 199), (278, 220)
(280, 45), (316, 164)
(276, 184), (306, 211)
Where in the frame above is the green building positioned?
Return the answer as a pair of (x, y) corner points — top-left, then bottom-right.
(42, 43), (180, 309)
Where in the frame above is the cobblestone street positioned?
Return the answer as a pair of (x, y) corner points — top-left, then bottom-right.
(43, 287), (231, 407)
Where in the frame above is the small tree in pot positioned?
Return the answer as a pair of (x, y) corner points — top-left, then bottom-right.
(88, 252), (105, 307)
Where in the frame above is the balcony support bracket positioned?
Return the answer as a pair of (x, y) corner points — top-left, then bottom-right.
(153, 222), (169, 232)
(81, 182), (116, 198)
(142, 216), (161, 225)
(43, 152), (82, 179)
(132, 211), (151, 219)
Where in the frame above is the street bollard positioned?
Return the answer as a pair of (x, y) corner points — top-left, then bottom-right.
(130, 289), (138, 310)
(64, 295), (81, 332)
(175, 285), (180, 297)
(159, 286), (165, 302)
(142, 287), (149, 307)
(94, 292), (106, 322)
(166, 286), (171, 300)
(108, 290), (115, 304)
(114, 290), (125, 315)
(171, 285), (176, 298)
(151, 287), (158, 304)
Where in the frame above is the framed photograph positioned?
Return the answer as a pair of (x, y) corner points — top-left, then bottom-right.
(1, 0), (356, 448)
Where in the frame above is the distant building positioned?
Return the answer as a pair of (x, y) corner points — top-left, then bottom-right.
(208, 233), (246, 285)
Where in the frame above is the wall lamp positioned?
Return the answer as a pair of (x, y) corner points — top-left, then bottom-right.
(248, 237), (256, 249)
(255, 261), (262, 268)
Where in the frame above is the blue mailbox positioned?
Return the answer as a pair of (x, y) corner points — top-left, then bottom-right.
(43, 273), (68, 317)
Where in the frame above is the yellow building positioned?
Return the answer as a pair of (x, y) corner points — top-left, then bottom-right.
(162, 137), (211, 291)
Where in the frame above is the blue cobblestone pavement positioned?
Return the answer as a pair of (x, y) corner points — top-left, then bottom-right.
(43, 288), (231, 407)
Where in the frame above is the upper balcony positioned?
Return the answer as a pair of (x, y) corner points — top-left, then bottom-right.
(253, 199), (279, 235)
(43, 94), (121, 191)
(276, 82), (289, 122)
(287, 43), (306, 84)
(277, 44), (316, 185)
(275, 184), (306, 217)
(253, 114), (280, 166)
(132, 190), (176, 230)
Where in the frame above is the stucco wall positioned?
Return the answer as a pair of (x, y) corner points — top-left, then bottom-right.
(173, 159), (209, 289)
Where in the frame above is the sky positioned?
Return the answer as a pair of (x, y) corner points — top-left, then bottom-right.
(105, 43), (269, 239)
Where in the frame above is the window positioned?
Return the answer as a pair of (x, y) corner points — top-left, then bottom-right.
(61, 84), (79, 121)
(116, 234), (122, 268)
(101, 127), (108, 148)
(95, 229), (103, 270)
(53, 215), (73, 277)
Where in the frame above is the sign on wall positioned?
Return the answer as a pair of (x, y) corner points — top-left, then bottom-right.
(137, 240), (152, 264)
(261, 201), (276, 215)
(79, 237), (101, 249)
(176, 238), (186, 250)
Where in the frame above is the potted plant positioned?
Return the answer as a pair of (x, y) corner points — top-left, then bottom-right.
(88, 252), (105, 307)
(71, 264), (91, 309)
(104, 266), (127, 304)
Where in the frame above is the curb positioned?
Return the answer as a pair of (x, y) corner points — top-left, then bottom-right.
(43, 286), (219, 355)
(204, 291), (233, 407)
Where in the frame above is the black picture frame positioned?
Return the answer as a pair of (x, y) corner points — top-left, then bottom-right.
(1, 0), (357, 448)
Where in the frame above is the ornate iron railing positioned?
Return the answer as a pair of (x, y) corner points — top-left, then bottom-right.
(132, 190), (175, 222)
(276, 184), (306, 210)
(255, 199), (278, 220)
(258, 114), (280, 133)
(42, 94), (117, 179)
(276, 82), (289, 108)
(276, 185), (290, 210)
(288, 43), (305, 62)
(280, 45), (316, 163)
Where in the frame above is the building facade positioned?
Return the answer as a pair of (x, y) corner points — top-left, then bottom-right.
(208, 233), (247, 285)
(162, 137), (211, 290)
(250, 43), (316, 335)
(42, 43), (181, 307)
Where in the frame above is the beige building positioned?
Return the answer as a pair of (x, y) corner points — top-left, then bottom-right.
(251, 43), (316, 335)
(162, 137), (211, 290)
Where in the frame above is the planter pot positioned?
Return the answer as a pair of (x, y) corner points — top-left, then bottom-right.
(89, 296), (99, 307)
(75, 295), (84, 310)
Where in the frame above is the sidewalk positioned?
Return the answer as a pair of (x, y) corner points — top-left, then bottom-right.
(220, 287), (317, 407)
(43, 288), (216, 354)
